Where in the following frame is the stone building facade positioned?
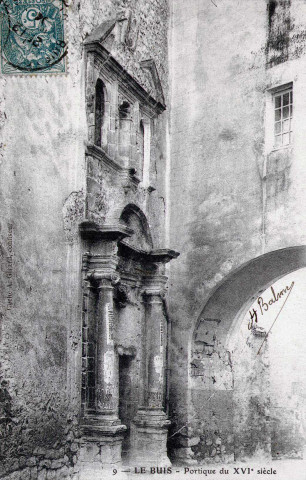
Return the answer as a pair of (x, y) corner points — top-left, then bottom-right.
(0, 1), (177, 479)
(1, 0), (306, 479)
(168, 0), (306, 466)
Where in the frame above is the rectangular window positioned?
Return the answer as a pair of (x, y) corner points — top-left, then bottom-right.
(273, 86), (293, 148)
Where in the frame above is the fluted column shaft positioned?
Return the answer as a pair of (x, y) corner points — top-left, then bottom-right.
(79, 254), (126, 475)
(95, 273), (119, 417)
(130, 276), (171, 466)
(143, 291), (166, 409)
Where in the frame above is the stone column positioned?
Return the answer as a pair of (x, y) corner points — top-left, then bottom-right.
(131, 275), (171, 466)
(79, 256), (126, 478)
(94, 271), (120, 418)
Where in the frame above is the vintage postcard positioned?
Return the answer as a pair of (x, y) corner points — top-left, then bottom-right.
(0, 1), (305, 480)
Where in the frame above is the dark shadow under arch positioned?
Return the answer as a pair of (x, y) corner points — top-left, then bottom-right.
(119, 204), (153, 252)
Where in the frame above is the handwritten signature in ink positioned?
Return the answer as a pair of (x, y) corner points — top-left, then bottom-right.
(248, 281), (294, 330)
(246, 281), (295, 355)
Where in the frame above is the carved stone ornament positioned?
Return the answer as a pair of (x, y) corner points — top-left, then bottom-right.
(111, 272), (121, 285)
(117, 8), (139, 51)
(114, 283), (130, 308)
(86, 269), (121, 287)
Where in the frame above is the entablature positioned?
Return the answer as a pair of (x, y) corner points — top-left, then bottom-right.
(84, 30), (165, 118)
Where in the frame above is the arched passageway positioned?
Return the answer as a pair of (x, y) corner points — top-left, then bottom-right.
(190, 247), (306, 463)
(228, 269), (306, 461)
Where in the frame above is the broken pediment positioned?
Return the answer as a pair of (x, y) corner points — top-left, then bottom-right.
(84, 18), (117, 47)
(84, 16), (165, 108)
(140, 59), (165, 105)
(84, 9), (139, 52)
(119, 204), (153, 253)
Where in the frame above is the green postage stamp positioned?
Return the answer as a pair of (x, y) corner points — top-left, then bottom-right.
(0, 0), (67, 74)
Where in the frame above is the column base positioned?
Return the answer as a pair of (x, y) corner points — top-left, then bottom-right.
(129, 408), (171, 467)
(77, 414), (127, 478)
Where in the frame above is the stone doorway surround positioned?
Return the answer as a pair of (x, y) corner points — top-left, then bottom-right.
(77, 219), (178, 478)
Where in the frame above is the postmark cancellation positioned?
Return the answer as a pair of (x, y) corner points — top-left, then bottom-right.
(0, 0), (67, 75)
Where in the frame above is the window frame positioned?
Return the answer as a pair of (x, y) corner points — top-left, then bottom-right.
(273, 86), (293, 149)
(265, 82), (293, 154)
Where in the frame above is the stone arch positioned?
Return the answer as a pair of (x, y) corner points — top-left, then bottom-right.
(193, 245), (306, 346)
(119, 204), (153, 252)
(190, 245), (306, 463)
(86, 72), (111, 146)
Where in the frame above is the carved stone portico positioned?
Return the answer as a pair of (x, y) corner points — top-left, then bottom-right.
(78, 220), (179, 474)
(78, 16), (179, 475)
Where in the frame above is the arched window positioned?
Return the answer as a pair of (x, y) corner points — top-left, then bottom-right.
(95, 79), (105, 147)
(138, 120), (145, 178)
(118, 101), (132, 167)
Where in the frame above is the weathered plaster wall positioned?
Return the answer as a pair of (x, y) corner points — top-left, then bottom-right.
(168, 0), (306, 463)
(0, 73), (84, 480)
(0, 0), (169, 478)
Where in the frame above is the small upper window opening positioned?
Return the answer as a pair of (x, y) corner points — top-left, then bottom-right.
(95, 79), (105, 147)
(119, 101), (131, 119)
(138, 119), (145, 178)
(139, 120), (144, 154)
(274, 87), (293, 148)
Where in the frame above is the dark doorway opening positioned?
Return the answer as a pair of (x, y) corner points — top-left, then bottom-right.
(119, 354), (134, 461)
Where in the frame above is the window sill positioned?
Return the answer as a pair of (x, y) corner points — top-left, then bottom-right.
(270, 144), (293, 154)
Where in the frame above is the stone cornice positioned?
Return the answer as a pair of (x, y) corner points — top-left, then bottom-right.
(84, 42), (166, 115)
(80, 224), (180, 267)
(149, 248), (180, 263)
(118, 240), (180, 264)
(79, 221), (133, 241)
(86, 143), (123, 173)
(118, 270), (141, 287)
(86, 144), (141, 188)
(82, 253), (120, 286)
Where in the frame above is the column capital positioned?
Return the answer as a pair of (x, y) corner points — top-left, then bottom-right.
(83, 253), (120, 287)
(142, 288), (166, 302)
(87, 270), (120, 287)
(141, 275), (168, 300)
